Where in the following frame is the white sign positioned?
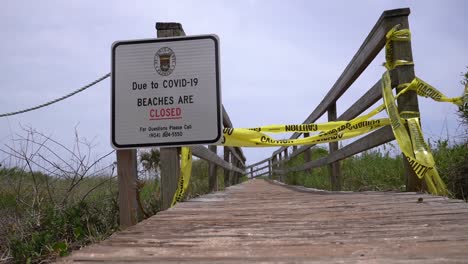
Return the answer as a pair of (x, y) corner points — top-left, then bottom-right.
(111, 35), (222, 149)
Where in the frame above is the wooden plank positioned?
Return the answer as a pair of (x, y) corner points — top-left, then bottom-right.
(156, 22), (186, 211)
(289, 144), (314, 160)
(208, 145), (218, 192)
(328, 103), (341, 191)
(192, 146), (244, 174)
(246, 157), (270, 169)
(249, 164), (270, 174)
(160, 147), (180, 210)
(328, 126), (395, 163)
(272, 8), (410, 157)
(116, 149), (138, 228)
(302, 133), (312, 174)
(253, 171), (270, 178)
(222, 105), (233, 127)
(221, 105), (246, 163)
(63, 178), (468, 263)
(223, 147), (230, 187)
(338, 72), (398, 122)
(268, 159), (272, 178)
(338, 79), (381, 121)
(288, 157), (328, 173)
(226, 146), (244, 166)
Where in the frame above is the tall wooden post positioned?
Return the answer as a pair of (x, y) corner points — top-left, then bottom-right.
(157, 22), (186, 210)
(328, 103), (342, 191)
(303, 133), (312, 174)
(117, 149), (138, 228)
(386, 15), (423, 192)
(223, 147), (230, 187)
(208, 145), (218, 192)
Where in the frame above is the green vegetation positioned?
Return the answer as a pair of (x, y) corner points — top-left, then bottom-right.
(283, 144), (405, 192)
(0, 138), (236, 263)
(0, 168), (119, 263)
(282, 140), (467, 199)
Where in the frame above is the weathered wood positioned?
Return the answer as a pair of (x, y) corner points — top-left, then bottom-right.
(116, 149), (138, 228)
(228, 157), (237, 186)
(328, 103), (341, 191)
(63, 179), (468, 263)
(249, 164), (270, 174)
(272, 8), (410, 157)
(289, 144), (314, 160)
(246, 157), (271, 169)
(223, 147), (230, 187)
(160, 148), (180, 210)
(338, 79), (381, 121)
(252, 171), (270, 178)
(226, 146), (244, 164)
(288, 157), (327, 173)
(156, 22), (185, 37)
(384, 14), (423, 192)
(191, 146), (244, 174)
(337, 72), (398, 122)
(268, 159), (272, 178)
(303, 133), (312, 174)
(222, 105), (233, 127)
(157, 22), (186, 211)
(208, 145), (218, 192)
(328, 126), (395, 164)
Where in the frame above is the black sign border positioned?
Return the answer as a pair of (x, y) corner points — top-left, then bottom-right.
(111, 35), (222, 149)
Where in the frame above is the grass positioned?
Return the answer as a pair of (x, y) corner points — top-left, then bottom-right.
(0, 158), (230, 263)
(282, 140), (467, 198)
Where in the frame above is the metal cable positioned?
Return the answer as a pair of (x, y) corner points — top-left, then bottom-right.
(0, 73), (111, 118)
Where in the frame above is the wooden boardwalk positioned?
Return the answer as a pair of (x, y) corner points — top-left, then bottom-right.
(61, 179), (468, 263)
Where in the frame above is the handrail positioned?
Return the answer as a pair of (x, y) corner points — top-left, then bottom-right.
(273, 8), (410, 156)
(265, 8), (418, 191)
(192, 146), (244, 174)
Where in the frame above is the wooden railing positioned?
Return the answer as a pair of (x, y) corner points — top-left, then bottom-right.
(117, 23), (245, 228)
(247, 8), (421, 191)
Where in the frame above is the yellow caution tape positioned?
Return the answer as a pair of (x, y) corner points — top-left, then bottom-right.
(221, 118), (390, 147)
(171, 147), (192, 207)
(399, 77), (465, 107)
(382, 71), (448, 195)
(384, 25), (414, 70)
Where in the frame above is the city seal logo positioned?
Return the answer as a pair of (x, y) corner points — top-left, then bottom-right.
(154, 47), (176, 76)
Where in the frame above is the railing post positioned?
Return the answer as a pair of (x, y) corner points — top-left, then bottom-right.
(157, 22), (186, 210)
(385, 14), (423, 192)
(250, 167), (253, 178)
(116, 149), (138, 228)
(223, 147), (230, 187)
(208, 145), (218, 192)
(303, 133), (312, 174)
(328, 103), (342, 191)
(278, 152), (283, 182)
(229, 157), (237, 186)
(268, 159), (272, 179)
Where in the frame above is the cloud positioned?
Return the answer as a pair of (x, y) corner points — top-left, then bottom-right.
(0, 0), (467, 165)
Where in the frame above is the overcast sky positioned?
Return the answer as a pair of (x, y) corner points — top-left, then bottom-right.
(0, 0), (467, 167)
